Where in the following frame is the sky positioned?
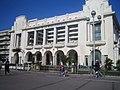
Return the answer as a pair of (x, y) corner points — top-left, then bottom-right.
(0, 0), (120, 30)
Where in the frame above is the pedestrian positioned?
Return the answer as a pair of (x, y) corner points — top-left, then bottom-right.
(94, 60), (100, 78)
(61, 65), (65, 76)
(0, 61), (2, 75)
(4, 58), (10, 75)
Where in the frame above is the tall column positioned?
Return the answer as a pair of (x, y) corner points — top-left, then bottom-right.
(43, 28), (46, 46)
(42, 55), (46, 65)
(65, 25), (68, 45)
(53, 55), (56, 66)
(25, 31), (28, 47)
(77, 55), (80, 65)
(34, 31), (36, 46)
(53, 27), (57, 45)
(16, 35), (19, 47)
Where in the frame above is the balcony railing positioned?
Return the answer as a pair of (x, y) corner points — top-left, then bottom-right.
(44, 43), (53, 48)
(86, 41), (106, 46)
(25, 46), (33, 50)
(34, 45), (42, 49)
(66, 41), (78, 47)
(55, 43), (65, 48)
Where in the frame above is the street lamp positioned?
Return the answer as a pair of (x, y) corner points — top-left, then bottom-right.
(87, 10), (101, 65)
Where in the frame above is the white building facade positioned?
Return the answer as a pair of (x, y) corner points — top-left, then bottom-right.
(0, 29), (11, 61)
(9, 0), (120, 66)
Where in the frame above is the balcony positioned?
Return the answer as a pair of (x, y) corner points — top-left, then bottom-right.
(55, 43), (65, 48)
(44, 43), (53, 48)
(34, 45), (42, 49)
(66, 41), (78, 47)
(25, 46), (33, 50)
(57, 33), (65, 36)
(86, 41), (106, 46)
(69, 32), (78, 35)
(0, 47), (9, 50)
(0, 51), (9, 54)
(69, 27), (78, 30)
(57, 37), (65, 40)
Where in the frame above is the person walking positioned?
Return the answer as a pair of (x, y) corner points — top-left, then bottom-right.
(94, 60), (100, 78)
(0, 61), (2, 75)
(4, 58), (10, 75)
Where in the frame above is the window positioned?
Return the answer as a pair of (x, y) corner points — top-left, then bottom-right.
(36, 30), (43, 45)
(56, 26), (65, 44)
(46, 28), (54, 44)
(93, 23), (101, 41)
(27, 31), (34, 46)
(15, 34), (21, 47)
(68, 24), (78, 43)
(95, 23), (101, 41)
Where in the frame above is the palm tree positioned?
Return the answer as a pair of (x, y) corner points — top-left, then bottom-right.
(104, 58), (113, 70)
(61, 55), (78, 73)
(116, 59), (120, 71)
(61, 55), (71, 65)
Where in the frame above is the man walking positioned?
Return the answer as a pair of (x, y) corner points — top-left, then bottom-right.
(94, 60), (100, 78)
(4, 58), (10, 75)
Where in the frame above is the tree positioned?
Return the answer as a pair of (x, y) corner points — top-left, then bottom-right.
(104, 58), (113, 70)
(61, 55), (71, 65)
(116, 59), (120, 71)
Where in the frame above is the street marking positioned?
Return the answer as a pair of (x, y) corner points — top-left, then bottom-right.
(75, 80), (92, 90)
(85, 79), (120, 83)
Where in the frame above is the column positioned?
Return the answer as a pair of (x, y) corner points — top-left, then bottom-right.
(53, 27), (57, 45)
(65, 25), (68, 45)
(42, 55), (46, 65)
(16, 35), (19, 47)
(25, 31), (28, 47)
(77, 55), (80, 65)
(43, 28), (46, 46)
(53, 55), (56, 66)
(34, 31), (36, 46)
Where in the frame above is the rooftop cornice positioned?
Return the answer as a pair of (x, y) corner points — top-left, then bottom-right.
(22, 16), (86, 31)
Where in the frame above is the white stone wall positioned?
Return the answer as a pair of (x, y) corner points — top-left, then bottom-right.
(9, 0), (120, 66)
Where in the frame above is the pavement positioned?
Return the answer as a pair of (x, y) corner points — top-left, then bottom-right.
(0, 69), (120, 90)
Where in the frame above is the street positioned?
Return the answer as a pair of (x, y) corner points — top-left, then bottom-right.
(0, 70), (120, 90)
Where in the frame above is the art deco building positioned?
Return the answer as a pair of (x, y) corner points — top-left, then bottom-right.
(9, 0), (120, 66)
(0, 29), (10, 61)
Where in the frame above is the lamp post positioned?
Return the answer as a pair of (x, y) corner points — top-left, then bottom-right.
(87, 10), (101, 65)
(91, 10), (96, 66)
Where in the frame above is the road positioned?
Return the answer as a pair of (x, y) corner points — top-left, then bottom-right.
(0, 70), (120, 90)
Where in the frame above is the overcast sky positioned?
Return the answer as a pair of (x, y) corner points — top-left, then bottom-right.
(0, 0), (119, 30)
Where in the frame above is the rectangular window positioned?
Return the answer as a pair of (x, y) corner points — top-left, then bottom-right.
(93, 23), (101, 41)
(68, 24), (78, 43)
(56, 26), (65, 44)
(27, 31), (34, 46)
(95, 23), (101, 41)
(46, 28), (54, 44)
(36, 30), (43, 45)
(15, 34), (21, 47)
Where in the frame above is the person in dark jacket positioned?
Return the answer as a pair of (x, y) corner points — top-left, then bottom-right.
(5, 58), (10, 75)
(94, 60), (100, 77)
